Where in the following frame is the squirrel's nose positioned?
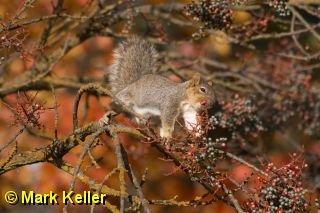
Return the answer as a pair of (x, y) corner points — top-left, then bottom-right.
(200, 100), (207, 106)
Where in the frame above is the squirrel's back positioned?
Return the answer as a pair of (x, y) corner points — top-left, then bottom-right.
(109, 37), (158, 94)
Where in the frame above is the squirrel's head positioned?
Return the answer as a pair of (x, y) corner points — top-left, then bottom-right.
(185, 73), (216, 111)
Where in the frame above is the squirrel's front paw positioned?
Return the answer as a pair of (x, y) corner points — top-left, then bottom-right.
(159, 136), (172, 150)
(160, 127), (173, 139)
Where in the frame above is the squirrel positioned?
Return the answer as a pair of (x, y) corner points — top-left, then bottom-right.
(109, 37), (216, 139)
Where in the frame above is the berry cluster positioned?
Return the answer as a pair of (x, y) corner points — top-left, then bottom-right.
(211, 94), (264, 142)
(0, 27), (28, 57)
(0, 22), (41, 62)
(269, 71), (320, 136)
(184, 0), (234, 37)
(195, 137), (226, 164)
(244, 155), (310, 212)
(4, 92), (49, 129)
(239, 54), (320, 137)
(121, 0), (137, 34)
(160, 113), (227, 188)
(231, 16), (270, 39)
(269, 0), (290, 16)
(192, 136), (227, 186)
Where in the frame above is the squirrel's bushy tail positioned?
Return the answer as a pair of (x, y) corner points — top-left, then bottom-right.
(109, 37), (158, 94)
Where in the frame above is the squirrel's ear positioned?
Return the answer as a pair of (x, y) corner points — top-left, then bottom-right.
(208, 81), (213, 86)
(187, 73), (201, 88)
(192, 73), (201, 85)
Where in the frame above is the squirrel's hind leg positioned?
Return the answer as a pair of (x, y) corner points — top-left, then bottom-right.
(160, 109), (179, 139)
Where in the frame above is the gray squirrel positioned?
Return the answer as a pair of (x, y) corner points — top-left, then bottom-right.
(109, 37), (216, 138)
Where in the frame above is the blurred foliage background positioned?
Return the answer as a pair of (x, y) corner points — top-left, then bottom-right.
(0, 0), (319, 212)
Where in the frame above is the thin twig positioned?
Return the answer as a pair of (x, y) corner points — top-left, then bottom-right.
(111, 134), (127, 213)
(50, 84), (59, 141)
(221, 183), (244, 213)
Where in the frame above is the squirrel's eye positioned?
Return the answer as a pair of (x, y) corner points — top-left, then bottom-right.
(200, 87), (206, 93)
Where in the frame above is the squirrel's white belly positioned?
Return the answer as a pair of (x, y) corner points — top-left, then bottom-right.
(182, 104), (198, 131)
(132, 105), (161, 116)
